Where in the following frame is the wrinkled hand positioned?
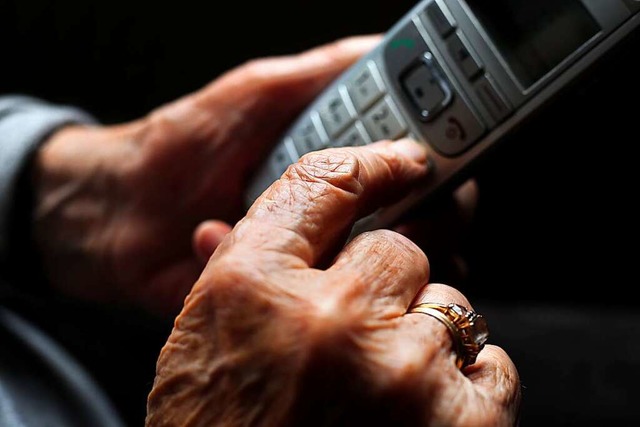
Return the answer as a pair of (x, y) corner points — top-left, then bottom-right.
(147, 140), (520, 426)
(30, 36), (380, 315)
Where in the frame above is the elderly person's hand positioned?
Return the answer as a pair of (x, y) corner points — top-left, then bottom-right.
(146, 140), (521, 426)
(30, 36), (380, 315)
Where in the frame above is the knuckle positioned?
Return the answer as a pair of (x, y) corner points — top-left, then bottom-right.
(318, 38), (354, 63)
(237, 57), (271, 79)
(380, 331), (440, 391)
(202, 252), (263, 296)
(232, 57), (287, 92)
(318, 36), (369, 64)
(363, 229), (419, 253)
(303, 284), (368, 347)
(387, 231), (429, 266)
(286, 149), (363, 197)
(236, 55), (301, 86)
(356, 230), (429, 271)
(390, 348), (435, 383)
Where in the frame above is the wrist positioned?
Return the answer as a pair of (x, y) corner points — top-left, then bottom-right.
(0, 97), (98, 277)
(31, 120), (147, 216)
(32, 122), (139, 197)
(29, 121), (144, 298)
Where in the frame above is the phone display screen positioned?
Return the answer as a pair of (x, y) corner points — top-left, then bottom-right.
(464, 0), (600, 88)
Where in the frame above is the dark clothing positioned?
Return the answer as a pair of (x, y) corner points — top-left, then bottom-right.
(0, 305), (124, 427)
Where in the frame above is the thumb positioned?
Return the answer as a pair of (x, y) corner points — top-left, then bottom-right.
(465, 345), (522, 425)
(193, 220), (233, 264)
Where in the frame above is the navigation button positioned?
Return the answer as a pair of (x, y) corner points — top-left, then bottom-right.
(401, 52), (453, 122)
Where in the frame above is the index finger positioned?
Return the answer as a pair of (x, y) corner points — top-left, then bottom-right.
(223, 139), (429, 268)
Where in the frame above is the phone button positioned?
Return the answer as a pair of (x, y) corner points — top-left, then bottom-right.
(318, 86), (356, 138)
(269, 139), (296, 177)
(401, 52), (453, 122)
(474, 75), (512, 124)
(424, 1), (456, 37)
(362, 96), (408, 141)
(292, 116), (327, 155)
(422, 97), (485, 156)
(336, 122), (370, 147)
(448, 33), (483, 81)
(347, 61), (386, 113)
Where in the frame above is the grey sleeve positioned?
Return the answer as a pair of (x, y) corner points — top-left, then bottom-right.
(0, 95), (97, 265)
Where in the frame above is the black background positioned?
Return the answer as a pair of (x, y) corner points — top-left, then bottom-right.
(2, 1), (639, 426)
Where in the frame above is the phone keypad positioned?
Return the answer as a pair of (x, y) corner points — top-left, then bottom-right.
(311, 64), (407, 148)
(247, 60), (407, 205)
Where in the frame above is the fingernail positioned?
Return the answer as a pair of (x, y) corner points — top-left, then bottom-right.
(389, 138), (428, 164)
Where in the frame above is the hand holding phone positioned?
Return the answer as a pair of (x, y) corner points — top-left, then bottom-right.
(246, 0), (639, 233)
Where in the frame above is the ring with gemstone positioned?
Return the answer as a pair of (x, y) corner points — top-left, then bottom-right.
(407, 302), (489, 369)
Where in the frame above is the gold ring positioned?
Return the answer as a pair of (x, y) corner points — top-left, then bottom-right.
(407, 302), (489, 368)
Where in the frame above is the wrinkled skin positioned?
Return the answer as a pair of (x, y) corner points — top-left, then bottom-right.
(31, 36), (383, 315)
(147, 141), (521, 427)
(32, 34), (477, 316)
(30, 34), (520, 425)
